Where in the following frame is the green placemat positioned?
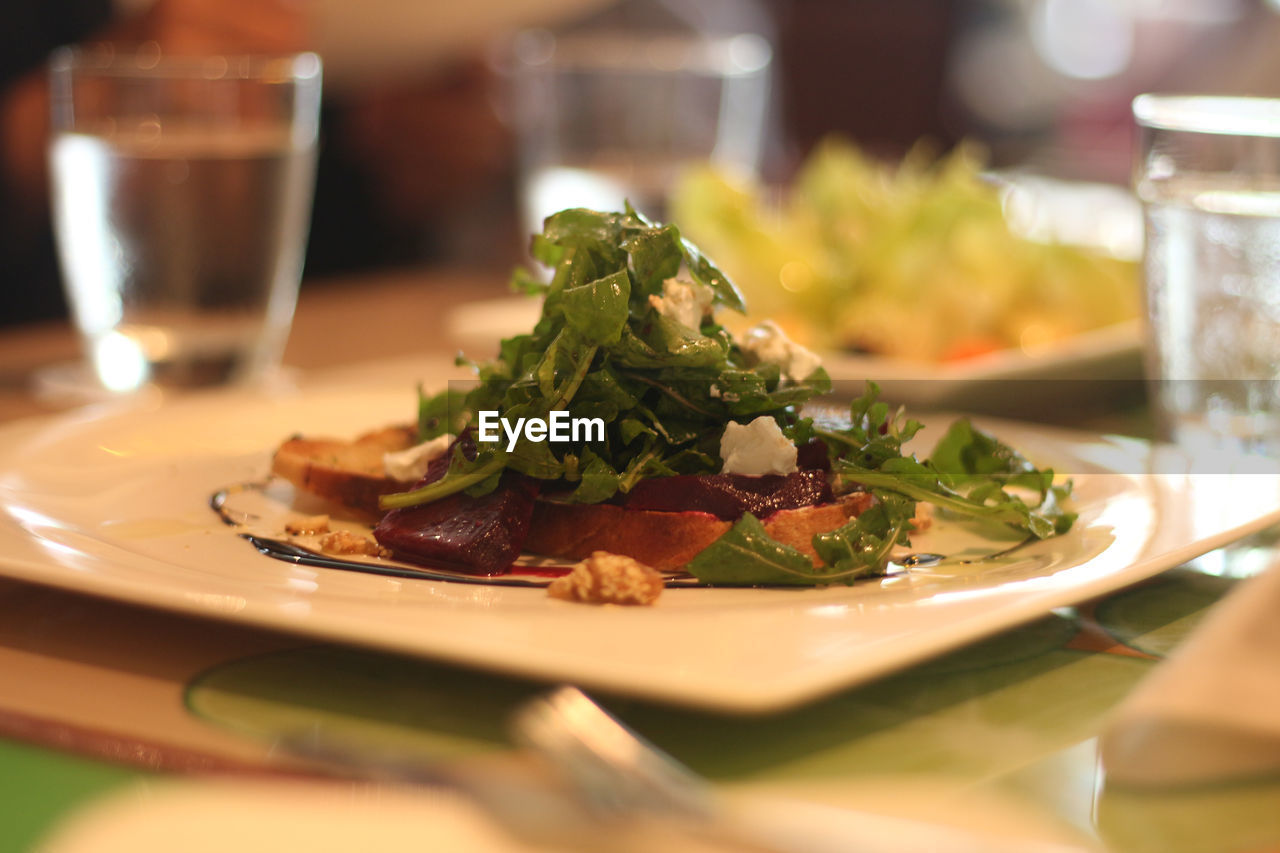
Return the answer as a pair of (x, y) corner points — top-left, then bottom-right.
(0, 739), (141, 853)
(187, 614), (1152, 785)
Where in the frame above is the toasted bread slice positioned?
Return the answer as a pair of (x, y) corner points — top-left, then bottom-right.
(526, 492), (874, 572)
(273, 425), (875, 571)
(271, 425), (417, 513)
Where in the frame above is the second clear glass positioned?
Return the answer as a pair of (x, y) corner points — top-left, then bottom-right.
(48, 47), (322, 393)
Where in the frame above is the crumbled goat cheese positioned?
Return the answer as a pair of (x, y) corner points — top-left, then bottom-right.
(719, 416), (798, 477)
(383, 434), (451, 482)
(548, 551), (664, 606)
(740, 320), (822, 382)
(647, 278), (714, 331)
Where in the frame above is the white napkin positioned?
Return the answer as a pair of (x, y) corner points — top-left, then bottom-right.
(1100, 561), (1280, 786)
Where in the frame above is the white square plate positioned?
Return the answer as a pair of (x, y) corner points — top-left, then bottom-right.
(1, 360), (1276, 713)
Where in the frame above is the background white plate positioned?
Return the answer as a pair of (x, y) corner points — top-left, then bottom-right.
(0, 361), (1275, 713)
(819, 319), (1144, 414)
(447, 297), (1144, 415)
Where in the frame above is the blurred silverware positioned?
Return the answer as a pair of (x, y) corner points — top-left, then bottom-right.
(510, 686), (1099, 853)
(279, 685), (1095, 853)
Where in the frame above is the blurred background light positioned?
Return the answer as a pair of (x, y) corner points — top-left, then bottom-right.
(1031, 0), (1134, 81)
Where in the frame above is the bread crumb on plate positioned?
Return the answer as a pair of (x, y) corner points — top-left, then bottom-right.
(548, 551), (664, 606)
(285, 514), (331, 535)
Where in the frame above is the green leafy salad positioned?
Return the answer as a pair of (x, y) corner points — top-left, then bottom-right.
(384, 206), (1076, 586)
(671, 138), (1139, 361)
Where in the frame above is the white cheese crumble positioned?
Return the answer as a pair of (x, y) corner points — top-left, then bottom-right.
(740, 320), (822, 383)
(719, 416), (798, 477)
(383, 434), (451, 482)
(647, 278), (714, 331)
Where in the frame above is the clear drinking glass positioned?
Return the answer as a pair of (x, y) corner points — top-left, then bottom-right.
(506, 26), (771, 236)
(48, 47), (322, 392)
(1133, 95), (1280, 457)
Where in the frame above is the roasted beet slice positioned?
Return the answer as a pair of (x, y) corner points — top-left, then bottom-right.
(796, 437), (830, 472)
(621, 469), (832, 520)
(374, 474), (539, 575)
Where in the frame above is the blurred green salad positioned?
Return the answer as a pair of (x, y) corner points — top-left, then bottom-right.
(670, 138), (1140, 362)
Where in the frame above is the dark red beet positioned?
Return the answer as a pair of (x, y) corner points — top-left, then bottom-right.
(796, 438), (830, 472)
(374, 429), (833, 570)
(374, 473), (539, 575)
(620, 469), (832, 520)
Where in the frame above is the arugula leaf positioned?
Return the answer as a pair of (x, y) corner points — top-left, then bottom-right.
(814, 381), (921, 469)
(834, 456), (1074, 540)
(577, 367), (639, 415)
(680, 234), (746, 313)
(618, 417), (656, 445)
(416, 386), (469, 440)
(558, 269), (630, 345)
(542, 209), (628, 270)
(529, 233), (565, 267)
(686, 513), (822, 586)
(611, 322), (725, 369)
(930, 419), (1036, 483)
(380, 450), (506, 509)
(923, 419), (1076, 536)
(623, 223), (683, 296)
(811, 495), (913, 578)
(688, 511), (909, 587)
(643, 314), (729, 366)
(507, 438), (565, 480)
(616, 440), (665, 493)
(568, 449), (621, 503)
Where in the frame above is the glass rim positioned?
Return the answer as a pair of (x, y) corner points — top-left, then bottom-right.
(512, 31), (772, 77)
(49, 44), (322, 83)
(1132, 94), (1280, 138)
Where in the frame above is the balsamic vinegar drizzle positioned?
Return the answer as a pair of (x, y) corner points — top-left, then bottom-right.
(240, 532), (556, 587)
(899, 553), (944, 568)
(211, 481), (1033, 588)
(213, 483), (711, 588)
(211, 484), (563, 587)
